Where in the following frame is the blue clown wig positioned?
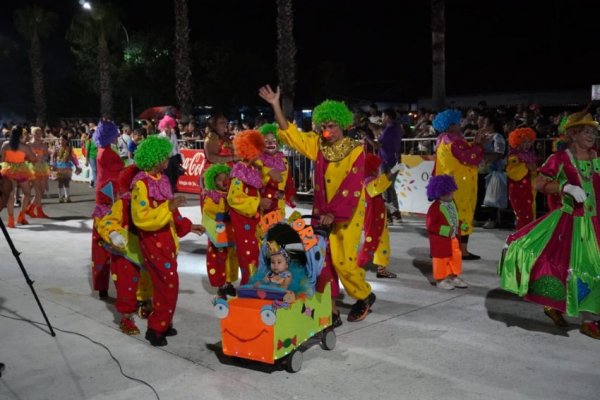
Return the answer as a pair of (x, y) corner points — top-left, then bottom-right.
(432, 109), (462, 133)
(93, 120), (119, 148)
(426, 174), (457, 201)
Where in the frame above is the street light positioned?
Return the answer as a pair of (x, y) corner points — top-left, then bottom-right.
(80, 1), (135, 129)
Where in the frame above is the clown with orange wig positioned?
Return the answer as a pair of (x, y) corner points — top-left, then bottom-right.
(357, 153), (403, 279)
(255, 122), (297, 218)
(226, 130), (266, 285)
(506, 127), (538, 229)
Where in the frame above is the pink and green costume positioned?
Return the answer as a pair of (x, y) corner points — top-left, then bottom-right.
(499, 150), (600, 316)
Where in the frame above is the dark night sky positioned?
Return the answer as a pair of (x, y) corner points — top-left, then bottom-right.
(1, 0), (600, 120)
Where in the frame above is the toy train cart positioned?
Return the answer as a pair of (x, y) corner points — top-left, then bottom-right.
(213, 211), (336, 372)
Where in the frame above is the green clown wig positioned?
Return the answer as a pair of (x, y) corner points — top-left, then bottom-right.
(258, 123), (282, 145)
(312, 100), (354, 130)
(204, 163), (231, 190)
(133, 135), (173, 171)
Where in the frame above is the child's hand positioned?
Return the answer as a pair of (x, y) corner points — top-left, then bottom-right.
(268, 169), (283, 182)
(259, 198), (272, 210)
(191, 224), (205, 235)
(169, 195), (187, 211)
(109, 231), (127, 248)
(390, 162), (403, 175)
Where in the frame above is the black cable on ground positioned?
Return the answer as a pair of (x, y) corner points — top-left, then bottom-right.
(0, 313), (160, 400)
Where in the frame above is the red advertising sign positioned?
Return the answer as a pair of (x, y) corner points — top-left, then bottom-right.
(177, 149), (206, 194)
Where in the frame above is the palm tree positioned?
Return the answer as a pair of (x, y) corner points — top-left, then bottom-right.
(276, 0), (297, 120)
(14, 6), (57, 126)
(174, 0), (193, 118)
(68, 3), (121, 117)
(431, 0), (446, 111)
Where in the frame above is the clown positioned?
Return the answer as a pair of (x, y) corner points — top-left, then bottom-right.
(259, 84), (374, 324)
(357, 153), (402, 278)
(91, 119), (124, 298)
(202, 163), (239, 297)
(506, 127), (537, 230)
(432, 109), (484, 260)
(255, 122), (297, 218)
(426, 175), (469, 290)
(226, 130), (267, 285)
(130, 136), (205, 346)
(96, 164), (154, 335)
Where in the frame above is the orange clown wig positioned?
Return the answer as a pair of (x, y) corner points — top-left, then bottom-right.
(233, 130), (265, 161)
(508, 127), (537, 149)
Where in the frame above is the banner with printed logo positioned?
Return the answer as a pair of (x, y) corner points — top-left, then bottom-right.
(176, 149), (206, 194)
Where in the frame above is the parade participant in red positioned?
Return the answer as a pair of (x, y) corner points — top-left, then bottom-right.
(131, 136), (205, 346)
(227, 129), (267, 285)
(91, 120), (123, 299)
(357, 154), (402, 278)
(255, 123), (297, 218)
(96, 164), (154, 335)
(426, 175), (469, 290)
(202, 163), (239, 297)
(506, 127), (537, 229)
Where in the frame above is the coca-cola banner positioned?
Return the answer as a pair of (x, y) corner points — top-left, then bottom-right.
(177, 149), (207, 194)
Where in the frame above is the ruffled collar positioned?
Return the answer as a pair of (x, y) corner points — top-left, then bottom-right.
(231, 162), (262, 189)
(259, 151), (286, 171)
(509, 148), (536, 164)
(131, 171), (173, 201)
(319, 137), (361, 162)
(204, 189), (227, 203)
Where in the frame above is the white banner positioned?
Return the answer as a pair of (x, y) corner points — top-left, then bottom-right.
(396, 155), (435, 215)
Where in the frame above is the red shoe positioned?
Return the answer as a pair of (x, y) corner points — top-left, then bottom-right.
(7, 216), (15, 228)
(119, 317), (140, 336)
(17, 212), (28, 225)
(25, 204), (36, 218)
(35, 206), (50, 219)
(580, 321), (600, 340)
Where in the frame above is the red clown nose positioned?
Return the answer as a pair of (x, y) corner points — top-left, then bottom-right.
(322, 130), (331, 139)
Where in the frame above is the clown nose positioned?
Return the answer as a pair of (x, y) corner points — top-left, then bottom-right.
(322, 130), (331, 138)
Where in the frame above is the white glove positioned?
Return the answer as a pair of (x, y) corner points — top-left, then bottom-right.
(385, 202), (398, 214)
(390, 162), (404, 175)
(109, 231), (127, 248)
(563, 184), (587, 203)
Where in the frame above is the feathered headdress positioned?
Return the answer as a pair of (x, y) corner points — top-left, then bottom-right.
(204, 163), (231, 190)
(432, 109), (462, 133)
(426, 174), (457, 201)
(312, 100), (354, 129)
(133, 135), (173, 171)
(508, 127), (537, 149)
(233, 130), (265, 161)
(93, 120), (119, 148)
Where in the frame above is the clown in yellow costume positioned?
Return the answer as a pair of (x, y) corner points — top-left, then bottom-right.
(259, 85), (374, 324)
(432, 110), (484, 259)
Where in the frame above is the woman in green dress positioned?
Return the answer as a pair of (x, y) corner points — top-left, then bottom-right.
(499, 110), (600, 339)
